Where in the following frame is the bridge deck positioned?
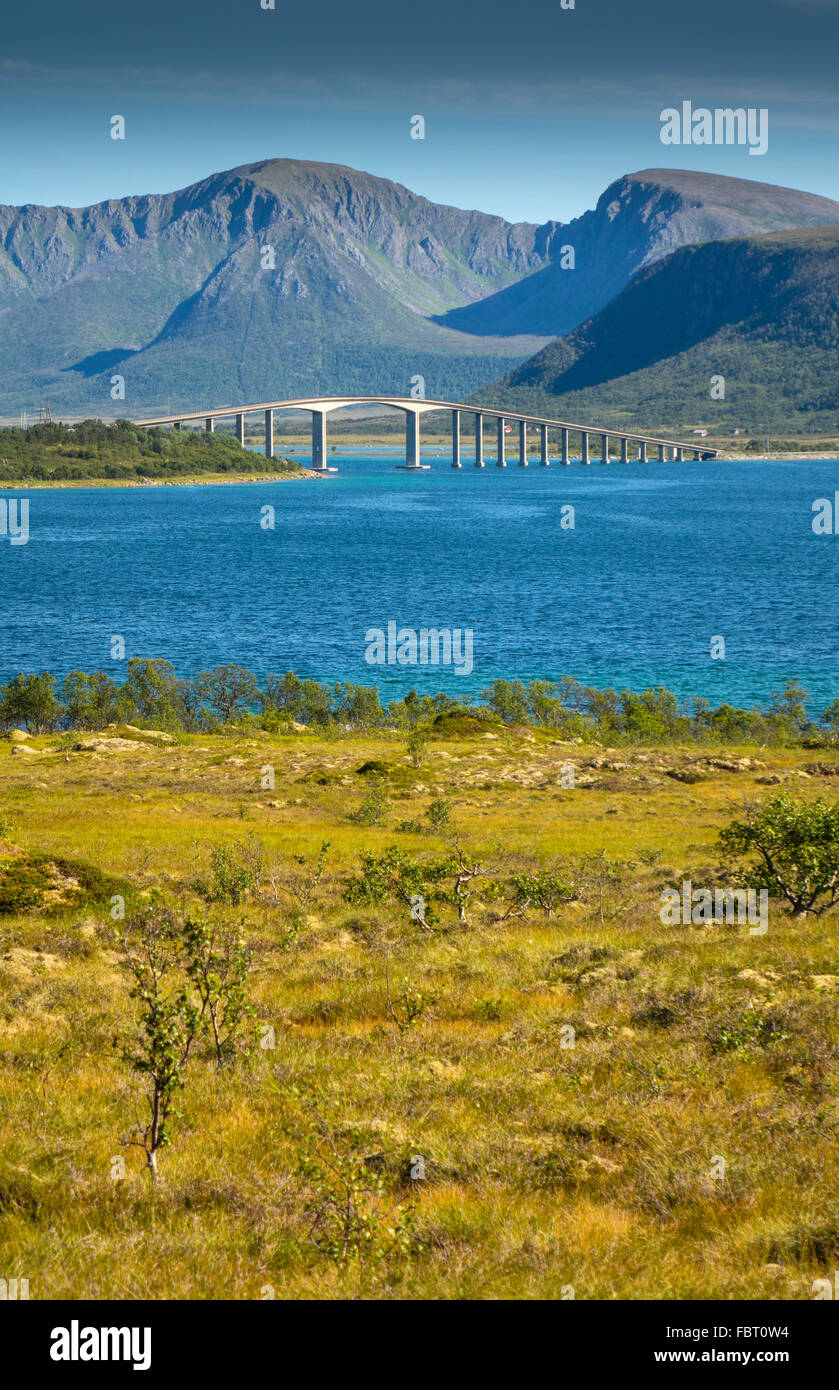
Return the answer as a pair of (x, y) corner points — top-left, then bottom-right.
(133, 395), (718, 456)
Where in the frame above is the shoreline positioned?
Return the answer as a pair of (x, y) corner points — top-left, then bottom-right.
(4, 452), (839, 489)
(0, 469), (320, 490)
(723, 451), (839, 461)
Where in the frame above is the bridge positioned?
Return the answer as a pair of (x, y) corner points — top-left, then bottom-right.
(134, 395), (720, 468)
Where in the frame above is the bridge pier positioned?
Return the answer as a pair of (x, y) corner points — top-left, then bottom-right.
(235, 413), (245, 446)
(620, 437), (628, 463)
(265, 408), (273, 458)
(452, 409), (461, 468)
(639, 441), (647, 462)
(406, 411), (419, 468)
(601, 433), (609, 464)
(676, 446), (683, 461)
(474, 413), (484, 467)
(561, 427), (569, 465)
(497, 417), (506, 466)
(540, 423), (550, 466)
(312, 410), (327, 469)
(580, 431), (589, 465)
(693, 449), (701, 460)
(205, 417), (214, 433)
(518, 419), (528, 465)
(658, 444), (666, 461)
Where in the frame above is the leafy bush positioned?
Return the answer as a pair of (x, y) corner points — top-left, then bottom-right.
(344, 846), (445, 930)
(718, 792), (839, 916)
(348, 787), (389, 827)
(0, 672), (62, 733)
(426, 799), (453, 835)
(507, 869), (575, 919)
(206, 846), (252, 906)
(709, 1009), (791, 1054)
(119, 905), (255, 1176)
(297, 1097), (417, 1267)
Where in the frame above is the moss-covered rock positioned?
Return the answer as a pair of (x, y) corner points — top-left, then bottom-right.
(0, 849), (132, 916)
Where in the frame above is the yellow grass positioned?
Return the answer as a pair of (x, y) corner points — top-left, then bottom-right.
(1, 726), (837, 1299)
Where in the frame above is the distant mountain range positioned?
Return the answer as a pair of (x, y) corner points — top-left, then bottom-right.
(1, 159), (838, 422)
(482, 224), (839, 433)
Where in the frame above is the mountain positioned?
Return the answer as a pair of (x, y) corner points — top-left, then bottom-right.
(2, 160), (839, 421)
(434, 169), (839, 340)
(478, 224), (839, 433)
(0, 159), (559, 418)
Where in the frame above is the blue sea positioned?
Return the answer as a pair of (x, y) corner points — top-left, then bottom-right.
(2, 450), (838, 712)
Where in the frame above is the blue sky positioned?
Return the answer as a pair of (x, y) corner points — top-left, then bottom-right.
(2, 0), (839, 222)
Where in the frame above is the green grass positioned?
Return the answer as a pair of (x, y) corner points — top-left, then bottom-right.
(0, 726), (837, 1299)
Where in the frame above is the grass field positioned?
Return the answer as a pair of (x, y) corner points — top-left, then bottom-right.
(1, 724), (837, 1300)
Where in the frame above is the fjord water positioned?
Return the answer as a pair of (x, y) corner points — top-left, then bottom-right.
(2, 453), (837, 711)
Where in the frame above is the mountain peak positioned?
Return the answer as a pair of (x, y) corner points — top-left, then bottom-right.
(602, 167), (839, 223)
(433, 167), (839, 339)
(0, 158), (553, 418)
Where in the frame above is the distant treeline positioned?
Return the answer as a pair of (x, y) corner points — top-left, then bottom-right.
(0, 660), (835, 747)
(0, 419), (298, 480)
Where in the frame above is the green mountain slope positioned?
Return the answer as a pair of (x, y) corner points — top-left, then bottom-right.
(477, 225), (839, 434)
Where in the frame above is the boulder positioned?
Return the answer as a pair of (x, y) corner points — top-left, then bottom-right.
(122, 725), (177, 744)
(8, 729), (29, 743)
(11, 744), (39, 755)
(73, 737), (147, 752)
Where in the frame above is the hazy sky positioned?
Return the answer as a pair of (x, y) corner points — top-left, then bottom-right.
(2, 0), (839, 221)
